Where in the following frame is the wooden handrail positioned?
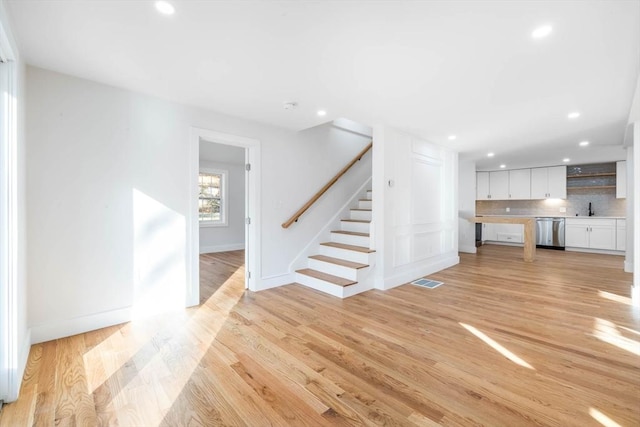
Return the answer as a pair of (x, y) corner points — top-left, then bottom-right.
(282, 141), (373, 229)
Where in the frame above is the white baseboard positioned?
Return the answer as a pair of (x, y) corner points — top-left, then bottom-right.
(624, 260), (633, 272)
(378, 254), (460, 291)
(30, 306), (132, 344)
(255, 273), (294, 292)
(200, 243), (244, 254)
(565, 247), (624, 256)
(459, 245), (477, 254)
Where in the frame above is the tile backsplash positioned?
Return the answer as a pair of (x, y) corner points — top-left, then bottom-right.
(476, 189), (626, 217)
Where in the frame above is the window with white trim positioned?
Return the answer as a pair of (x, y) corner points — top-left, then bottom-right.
(199, 168), (228, 226)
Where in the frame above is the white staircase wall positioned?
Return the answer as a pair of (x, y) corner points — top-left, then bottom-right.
(372, 126), (459, 291)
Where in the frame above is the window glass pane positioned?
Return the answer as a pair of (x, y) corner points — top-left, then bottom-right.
(198, 171), (224, 223)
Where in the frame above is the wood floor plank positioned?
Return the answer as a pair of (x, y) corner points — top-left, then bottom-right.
(1, 246), (638, 426)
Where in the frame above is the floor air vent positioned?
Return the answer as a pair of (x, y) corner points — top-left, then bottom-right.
(410, 278), (444, 289)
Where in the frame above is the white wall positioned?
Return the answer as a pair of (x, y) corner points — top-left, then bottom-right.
(198, 159), (245, 253)
(372, 126), (459, 290)
(458, 157), (477, 254)
(0, 0), (29, 402)
(26, 66), (372, 342)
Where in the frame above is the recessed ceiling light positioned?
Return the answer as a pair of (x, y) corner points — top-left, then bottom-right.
(563, 158), (570, 163)
(579, 140), (589, 147)
(567, 112), (580, 119)
(448, 135), (457, 140)
(532, 25), (553, 39)
(317, 110), (327, 116)
(487, 152), (495, 157)
(155, 1), (175, 15)
(500, 164), (506, 169)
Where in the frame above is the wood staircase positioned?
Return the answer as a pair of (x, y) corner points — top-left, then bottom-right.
(295, 190), (376, 298)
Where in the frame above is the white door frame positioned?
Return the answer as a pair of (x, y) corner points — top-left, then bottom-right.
(0, 26), (18, 402)
(188, 127), (260, 305)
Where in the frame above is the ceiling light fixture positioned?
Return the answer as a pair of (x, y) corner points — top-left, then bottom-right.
(563, 158), (570, 163)
(448, 135), (457, 140)
(487, 152), (495, 157)
(567, 112), (580, 119)
(155, 1), (175, 15)
(532, 25), (553, 39)
(579, 140), (589, 147)
(500, 164), (506, 169)
(317, 110), (327, 116)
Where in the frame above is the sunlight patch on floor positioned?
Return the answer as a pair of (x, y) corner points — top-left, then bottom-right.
(592, 318), (640, 356)
(598, 290), (632, 306)
(460, 323), (534, 370)
(589, 407), (622, 427)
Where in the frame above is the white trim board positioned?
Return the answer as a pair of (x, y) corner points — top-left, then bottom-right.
(30, 306), (132, 345)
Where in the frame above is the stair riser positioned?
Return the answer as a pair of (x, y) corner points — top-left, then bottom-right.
(340, 221), (370, 233)
(366, 191), (373, 199)
(295, 273), (346, 298)
(308, 259), (364, 281)
(318, 246), (373, 264)
(358, 200), (372, 209)
(331, 232), (370, 247)
(350, 210), (372, 221)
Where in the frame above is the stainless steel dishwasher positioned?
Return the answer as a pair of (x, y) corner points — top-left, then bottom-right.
(536, 217), (565, 249)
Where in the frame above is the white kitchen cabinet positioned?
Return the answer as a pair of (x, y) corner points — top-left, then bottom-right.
(565, 218), (616, 250)
(477, 171), (490, 200)
(508, 169), (531, 200)
(489, 171), (509, 200)
(616, 161), (626, 199)
(482, 223), (523, 244)
(531, 166), (567, 199)
(616, 219), (626, 251)
(482, 223), (496, 241)
(476, 171), (509, 200)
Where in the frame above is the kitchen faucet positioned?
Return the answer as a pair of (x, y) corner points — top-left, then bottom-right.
(588, 202), (594, 217)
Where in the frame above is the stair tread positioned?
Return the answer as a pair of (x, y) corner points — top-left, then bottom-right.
(296, 268), (357, 287)
(350, 208), (372, 211)
(332, 230), (369, 237)
(359, 199), (372, 202)
(309, 255), (368, 269)
(341, 219), (371, 223)
(320, 242), (376, 253)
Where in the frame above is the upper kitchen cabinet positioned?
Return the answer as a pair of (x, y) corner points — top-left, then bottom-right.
(531, 166), (567, 199)
(477, 171), (490, 200)
(476, 171), (508, 200)
(476, 170), (529, 200)
(508, 169), (531, 200)
(616, 161), (626, 198)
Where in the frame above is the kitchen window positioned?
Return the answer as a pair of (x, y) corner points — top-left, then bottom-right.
(199, 168), (228, 226)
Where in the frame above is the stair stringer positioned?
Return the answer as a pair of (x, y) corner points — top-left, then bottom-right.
(288, 177), (373, 276)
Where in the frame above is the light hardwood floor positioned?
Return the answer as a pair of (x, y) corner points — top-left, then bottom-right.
(1, 246), (638, 426)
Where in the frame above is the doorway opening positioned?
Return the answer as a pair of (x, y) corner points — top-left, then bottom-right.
(198, 141), (246, 302)
(188, 128), (260, 307)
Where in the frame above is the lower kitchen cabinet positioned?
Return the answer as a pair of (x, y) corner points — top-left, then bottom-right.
(482, 223), (523, 244)
(617, 219), (626, 251)
(565, 218), (616, 250)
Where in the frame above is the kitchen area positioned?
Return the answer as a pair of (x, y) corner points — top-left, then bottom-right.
(473, 161), (627, 261)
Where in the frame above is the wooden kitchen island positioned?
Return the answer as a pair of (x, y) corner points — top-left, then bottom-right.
(470, 216), (536, 262)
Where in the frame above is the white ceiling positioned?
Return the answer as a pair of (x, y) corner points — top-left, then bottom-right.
(6, 0), (640, 170)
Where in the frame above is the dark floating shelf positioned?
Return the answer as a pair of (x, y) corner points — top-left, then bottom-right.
(566, 185), (616, 190)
